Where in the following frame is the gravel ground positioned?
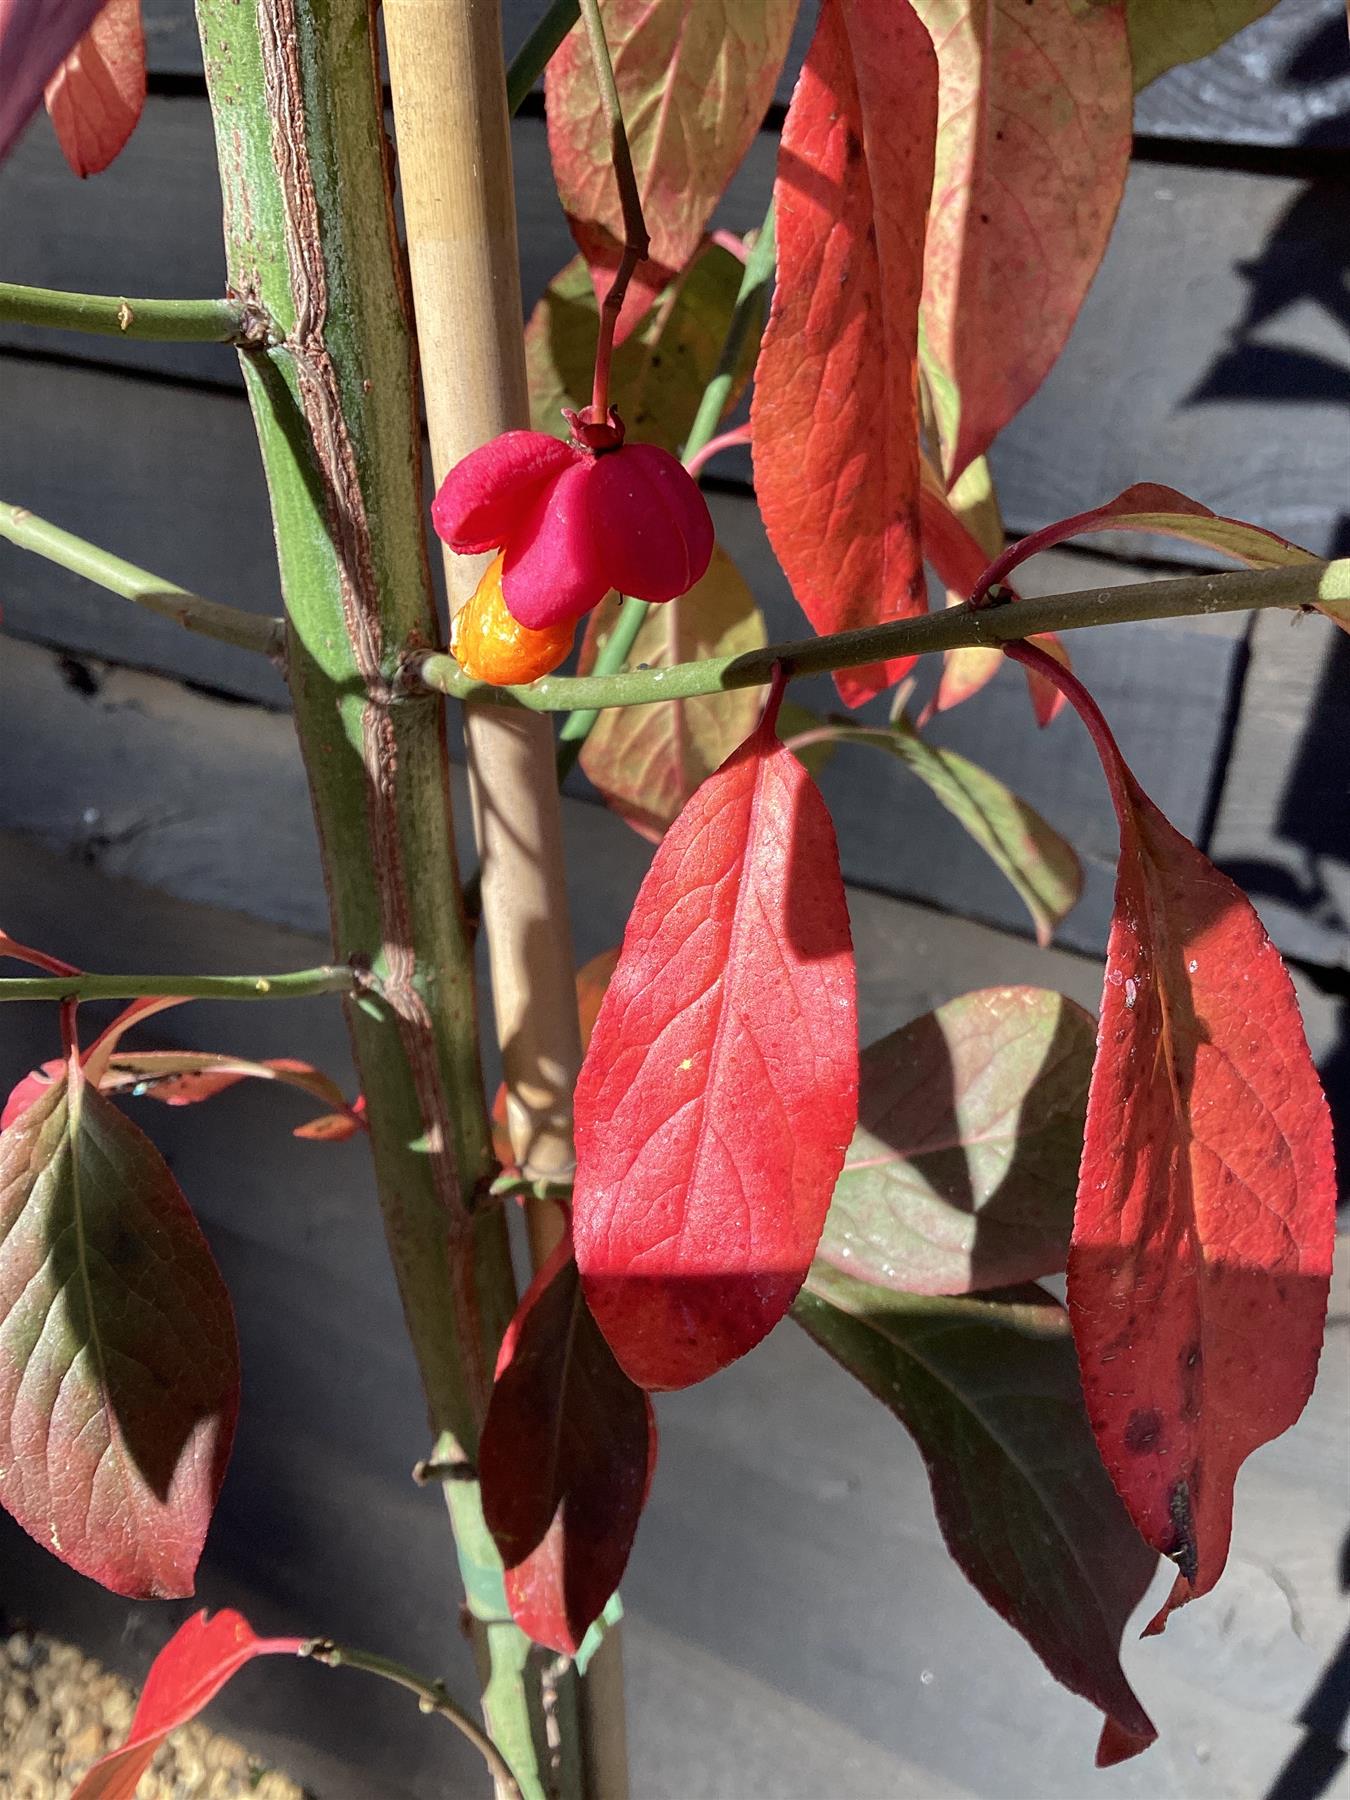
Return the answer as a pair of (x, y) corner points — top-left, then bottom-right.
(0, 1627), (306, 1799)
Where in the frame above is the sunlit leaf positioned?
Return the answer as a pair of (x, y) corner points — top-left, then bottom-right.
(574, 684), (858, 1388)
(818, 715), (1082, 946)
(72, 1609), (304, 1799)
(43, 0), (145, 176)
(0, 1068), (239, 1597)
(545, 0), (797, 337)
(914, 0), (1132, 481)
(0, 0), (104, 164)
(751, 0), (938, 708)
(1009, 642), (1337, 1637)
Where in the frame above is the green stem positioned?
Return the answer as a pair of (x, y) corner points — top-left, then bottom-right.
(303, 1639), (523, 1800)
(555, 202), (777, 777)
(423, 557), (1343, 714)
(505, 0), (580, 114)
(0, 966), (353, 1004)
(0, 502), (285, 658)
(195, 0), (548, 1790)
(0, 280), (274, 345)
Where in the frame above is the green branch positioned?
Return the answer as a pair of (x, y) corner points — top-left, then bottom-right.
(303, 1639), (523, 1800)
(419, 557), (1345, 713)
(0, 281), (274, 346)
(0, 502), (285, 659)
(0, 966), (354, 1004)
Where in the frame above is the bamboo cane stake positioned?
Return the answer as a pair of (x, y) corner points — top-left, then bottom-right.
(382, 0), (628, 1792)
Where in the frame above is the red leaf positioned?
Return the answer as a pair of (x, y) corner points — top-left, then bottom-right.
(914, 0), (1132, 482)
(72, 1609), (304, 1800)
(1, 1058), (63, 1130)
(795, 1271), (1157, 1763)
(1007, 642), (1336, 1636)
(750, 0), (938, 709)
(973, 482), (1323, 604)
(0, 1063), (239, 1597)
(917, 455), (1067, 726)
(573, 682), (858, 1389)
(480, 1235), (656, 1654)
(545, 0), (798, 340)
(43, 0), (144, 176)
(0, 0), (104, 163)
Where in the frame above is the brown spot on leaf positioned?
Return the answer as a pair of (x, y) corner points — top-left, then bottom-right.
(1123, 1408), (1163, 1454)
(1166, 1479), (1198, 1583)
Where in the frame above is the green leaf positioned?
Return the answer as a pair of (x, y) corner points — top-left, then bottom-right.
(776, 700), (838, 777)
(832, 716), (1082, 944)
(822, 987), (1094, 1294)
(1127, 0), (1279, 92)
(0, 1071), (239, 1598)
(577, 547), (768, 841)
(793, 1267), (1157, 1764)
(525, 245), (756, 454)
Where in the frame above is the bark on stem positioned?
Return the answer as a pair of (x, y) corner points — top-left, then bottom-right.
(419, 557), (1347, 711)
(382, 0), (627, 1790)
(195, 0), (555, 1793)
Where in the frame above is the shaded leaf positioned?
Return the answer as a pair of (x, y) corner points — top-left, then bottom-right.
(1127, 0), (1278, 91)
(1009, 643), (1336, 1636)
(573, 683), (858, 1389)
(545, 0), (797, 337)
(578, 549), (768, 841)
(776, 700), (838, 778)
(915, 0), (1132, 482)
(822, 987), (1095, 1294)
(820, 716), (1082, 945)
(0, 1067), (239, 1597)
(72, 1609), (304, 1800)
(751, 0), (938, 708)
(480, 1235), (656, 1654)
(525, 246), (756, 454)
(43, 0), (144, 176)
(972, 482), (1349, 631)
(0, 0), (104, 164)
(795, 1266), (1158, 1763)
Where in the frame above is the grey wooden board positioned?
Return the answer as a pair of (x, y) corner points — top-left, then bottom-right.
(5, 622), (1350, 1158)
(0, 550), (1242, 971)
(988, 156), (1350, 564)
(1133, 0), (1350, 149)
(1210, 606), (1350, 971)
(5, 104), (1347, 558)
(129, 0), (1350, 148)
(0, 831), (1345, 1799)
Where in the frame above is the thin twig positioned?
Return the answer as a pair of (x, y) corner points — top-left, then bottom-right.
(683, 423), (751, 481)
(555, 202), (779, 778)
(578, 0), (650, 418)
(0, 966), (355, 1004)
(0, 502), (286, 660)
(416, 557), (1346, 714)
(302, 1638), (524, 1800)
(0, 281), (277, 347)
